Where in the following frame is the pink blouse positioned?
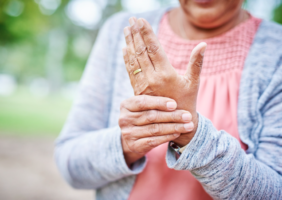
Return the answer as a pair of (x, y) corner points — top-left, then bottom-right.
(128, 13), (262, 200)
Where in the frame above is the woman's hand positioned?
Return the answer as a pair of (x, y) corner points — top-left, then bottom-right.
(122, 17), (206, 146)
(119, 95), (193, 166)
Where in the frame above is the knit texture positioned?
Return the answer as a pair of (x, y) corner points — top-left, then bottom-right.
(159, 13), (261, 76)
(55, 7), (282, 200)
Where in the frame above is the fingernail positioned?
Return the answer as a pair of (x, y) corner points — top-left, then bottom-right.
(129, 17), (135, 26)
(123, 27), (130, 36)
(182, 113), (192, 122)
(122, 48), (127, 56)
(137, 19), (144, 28)
(167, 102), (177, 110)
(184, 122), (194, 131)
(173, 133), (180, 137)
(200, 42), (207, 56)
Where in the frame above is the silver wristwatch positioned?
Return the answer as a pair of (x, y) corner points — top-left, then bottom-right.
(169, 141), (187, 155)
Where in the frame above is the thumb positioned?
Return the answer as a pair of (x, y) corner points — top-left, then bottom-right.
(185, 42), (207, 86)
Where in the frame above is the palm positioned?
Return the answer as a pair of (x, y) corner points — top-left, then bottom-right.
(123, 17), (206, 146)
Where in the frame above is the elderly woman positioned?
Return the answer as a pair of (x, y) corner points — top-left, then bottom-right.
(55, 0), (282, 199)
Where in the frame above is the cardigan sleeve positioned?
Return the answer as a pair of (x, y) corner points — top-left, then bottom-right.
(54, 14), (146, 190)
(166, 66), (282, 199)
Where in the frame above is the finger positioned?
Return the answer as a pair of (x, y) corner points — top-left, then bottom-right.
(129, 17), (154, 75)
(124, 26), (148, 95)
(133, 133), (180, 153)
(185, 42), (207, 87)
(129, 16), (137, 26)
(137, 18), (170, 71)
(121, 95), (177, 112)
(132, 122), (194, 138)
(132, 110), (192, 126)
(124, 26), (142, 76)
(123, 47), (137, 88)
(122, 47), (130, 74)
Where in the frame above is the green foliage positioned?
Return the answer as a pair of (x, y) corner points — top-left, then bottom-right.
(0, 0), (124, 135)
(1, 1), (47, 43)
(0, 0), (124, 83)
(273, 3), (282, 24)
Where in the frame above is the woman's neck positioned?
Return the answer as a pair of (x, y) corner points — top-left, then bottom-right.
(168, 7), (249, 40)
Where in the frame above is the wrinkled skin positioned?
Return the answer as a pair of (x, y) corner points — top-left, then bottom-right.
(122, 17), (206, 147)
(120, 0), (247, 165)
(119, 95), (194, 165)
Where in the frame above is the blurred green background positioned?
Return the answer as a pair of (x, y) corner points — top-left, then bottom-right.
(0, 0), (282, 137)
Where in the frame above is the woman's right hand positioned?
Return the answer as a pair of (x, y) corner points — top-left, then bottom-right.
(119, 95), (194, 166)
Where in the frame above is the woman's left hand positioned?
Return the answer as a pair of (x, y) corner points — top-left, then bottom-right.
(122, 17), (206, 147)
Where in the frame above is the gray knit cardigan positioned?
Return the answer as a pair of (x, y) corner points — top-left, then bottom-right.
(55, 7), (282, 200)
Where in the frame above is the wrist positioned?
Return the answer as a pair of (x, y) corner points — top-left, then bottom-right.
(121, 137), (144, 166)
(123, 151), (144, 167)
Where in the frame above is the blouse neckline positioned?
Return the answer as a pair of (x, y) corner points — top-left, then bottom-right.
(163, 12), (256, 44)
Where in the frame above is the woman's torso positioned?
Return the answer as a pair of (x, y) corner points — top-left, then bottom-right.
(94, 8), (282, 200)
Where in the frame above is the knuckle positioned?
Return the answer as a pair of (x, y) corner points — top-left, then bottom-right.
(147, 138), (157, 148)
(173, 124), (179, 132)
(121, 128), (131, 138)
(129, 69), (134, 76)
(131, 26), (139, 35)
(124, 58), (128, 66)
(194, 58), (203, 68)
(157, 97), (162, 109)
(174, 124), (182, 133)
(125, 34), (133, 43)
(123, 53), (128, 62)
(171, 111), (182, 122)
(129, 56), (136, 67)
(140, 27), (151, 37)
(127, 141), (135, 152)
(147, 43), (160, 56)
(120, 98), (132, 110)
(135, 45), (147, 57)
(145, 110), (158, 122)
(136, 96), (147, 110)
(149, 124), (161, 136)
(118, 114), (130, 127)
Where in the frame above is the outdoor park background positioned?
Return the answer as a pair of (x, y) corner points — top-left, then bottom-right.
(0, 0), (282, 199)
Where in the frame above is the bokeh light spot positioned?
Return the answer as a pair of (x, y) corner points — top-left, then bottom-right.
(66, 0), (102, 29)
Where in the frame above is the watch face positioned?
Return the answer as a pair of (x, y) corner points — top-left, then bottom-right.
(170, 142), (179, 150)
(169, 141), (182, 157)
(169, 141), (180, 151)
